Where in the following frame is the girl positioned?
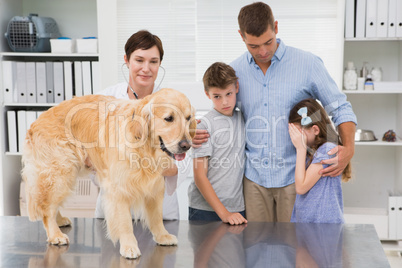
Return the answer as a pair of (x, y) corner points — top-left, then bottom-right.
(288, 98), (352, 223)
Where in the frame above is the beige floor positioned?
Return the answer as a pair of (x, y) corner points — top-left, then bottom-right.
(385, 251), (402, 268)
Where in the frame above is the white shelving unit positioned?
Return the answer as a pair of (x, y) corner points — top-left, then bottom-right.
(0, 0), (105, 216)
(342, 38), (402, 242)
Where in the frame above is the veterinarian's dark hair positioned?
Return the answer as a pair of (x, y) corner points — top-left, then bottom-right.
(203, 62), (238, 92)
(125, 30), (164, 63)
(238, 2), (275, 37)
(288, 98), (352, 182)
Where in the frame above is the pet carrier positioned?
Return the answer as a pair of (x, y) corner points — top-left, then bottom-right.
(4, 13), (61, 52)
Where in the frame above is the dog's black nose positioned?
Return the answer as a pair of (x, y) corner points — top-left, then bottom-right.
(179, 140), (191, 151)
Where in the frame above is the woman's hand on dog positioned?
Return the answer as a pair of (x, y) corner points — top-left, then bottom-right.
(162, 164), (178, 177)
(192, 120), (210, 148)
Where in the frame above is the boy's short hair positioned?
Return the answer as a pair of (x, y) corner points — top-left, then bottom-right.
(203, 62), (238, 92)
(238, 2), (275, 37)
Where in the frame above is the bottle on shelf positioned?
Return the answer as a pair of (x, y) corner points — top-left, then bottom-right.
(343, 61), (357, 90)
(360, 62), (368, 80)
(364, 74), (374, 91)
(371, 67), (382, 82)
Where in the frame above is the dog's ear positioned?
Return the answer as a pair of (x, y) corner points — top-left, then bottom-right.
(189, 106), (197, 139)
(140, 97), (154, 123)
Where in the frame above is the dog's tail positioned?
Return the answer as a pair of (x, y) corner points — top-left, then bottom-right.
(21, 129), (42, 221)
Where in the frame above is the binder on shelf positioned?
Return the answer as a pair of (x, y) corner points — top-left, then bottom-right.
(91, 61), (100, 94)
(388, 0), (397, 37)
(82, 61), (92, 96)
(46, 61), (54, 103)
(53, 62), (64, 103)
(345, 0), (355, 38)
(366, 0), (377, 37)
(397, 196), (402, 239)
(7, 111), (18, 153)
(36, 111), (44, 119)
(35, 62), (47, 103)
(388, 196), (397, 239)
(26, 62), (37, 103)
(16, 62), (27, 103)
(356, 0), (367, 38)
(2, 61), (17, 103)
(17, 110), (27, 153)
(376, 0), (388, 37)
(26, 111), (37, 131)
(397, 0), (402, 37)
(74, 61), (83, 97)
(64, 61), (73, 101)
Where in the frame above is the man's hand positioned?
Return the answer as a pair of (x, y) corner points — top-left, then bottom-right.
(320, 145), (353, 177)
(192, 119), (209, 148)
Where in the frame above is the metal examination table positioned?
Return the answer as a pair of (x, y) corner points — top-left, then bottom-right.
(0, 216), (390, 267)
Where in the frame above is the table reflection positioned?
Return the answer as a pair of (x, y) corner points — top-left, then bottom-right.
(0, 217), (388, 268)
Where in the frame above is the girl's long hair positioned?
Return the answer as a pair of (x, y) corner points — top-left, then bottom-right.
(288, 98), (351, 182)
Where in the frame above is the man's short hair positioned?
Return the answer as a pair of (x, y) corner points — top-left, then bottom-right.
(238, 2), (275, 37)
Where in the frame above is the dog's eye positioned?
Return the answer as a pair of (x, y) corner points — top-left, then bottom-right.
(164, 116), (174, 122)
(186, 116), (191, 121)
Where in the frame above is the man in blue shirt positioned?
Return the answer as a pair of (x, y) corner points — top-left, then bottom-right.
(194, 2), (357, 222)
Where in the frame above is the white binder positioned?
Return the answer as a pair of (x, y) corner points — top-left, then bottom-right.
(356, 0), (367, 38)
(2, 61), (17, 103)
(36, 111), (44, 119)
(397, 196), (402, 239)
(397, 0), (402, 37)
(46, 61), (54, 103)
(376, 0), (388, 37)
(26, 111), (37, 131)
(16, 62), (27, 103)
(35, 62), (47, 103)
(26, 62), (37, 103)
(388, 0), (397, 37)
(82, 61), (92, 96)
(74, 61), (83, 97)
(17, 110), (27, 153)
(7, 111), (18, 153)
(64, 61), (73, 100)
(91, 61), (100, 94)
(366, 0), (377, 37)
(389, 196), (397, 239)
(53, 62), (64, 103)
(345, 0), (355, 38)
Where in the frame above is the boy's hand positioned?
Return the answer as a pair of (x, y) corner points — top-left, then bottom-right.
(192, 119), (209, 148)
(221, 212), (248, 225)
(288, 123), (307, 151)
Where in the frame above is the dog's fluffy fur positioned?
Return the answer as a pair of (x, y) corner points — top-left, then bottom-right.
(21, 88), (196, 258)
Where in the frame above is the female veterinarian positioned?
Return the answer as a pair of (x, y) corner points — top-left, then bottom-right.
(91, 30), (187, 220)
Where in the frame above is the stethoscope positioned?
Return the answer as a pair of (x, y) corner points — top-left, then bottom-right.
(121, 63), (166, 99)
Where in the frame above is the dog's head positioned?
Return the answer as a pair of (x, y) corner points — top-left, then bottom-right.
(139, 88), (196, 161)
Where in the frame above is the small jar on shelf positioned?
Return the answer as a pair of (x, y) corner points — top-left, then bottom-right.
(343, 61), (357, 90)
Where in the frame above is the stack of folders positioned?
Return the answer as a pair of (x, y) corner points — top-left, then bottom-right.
(6, 110), (44, 154)
(345, 0), (402, 38)
(388, 195), (402, 240)
(2, 60), (100, 104)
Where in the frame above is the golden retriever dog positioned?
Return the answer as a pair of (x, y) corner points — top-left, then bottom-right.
(21, 88), (196, 259)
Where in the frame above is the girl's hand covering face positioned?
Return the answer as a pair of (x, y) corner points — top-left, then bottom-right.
(288, 123), (307, 151)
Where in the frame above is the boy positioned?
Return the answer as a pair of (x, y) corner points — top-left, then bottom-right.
(188, 62), (247, 225)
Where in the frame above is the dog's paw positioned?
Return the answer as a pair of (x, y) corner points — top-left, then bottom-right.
(57, 216), (72, 227)
(155, 233), (178, 246)
(120, 244), (141, 259)
(47, 233), (69, 245)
